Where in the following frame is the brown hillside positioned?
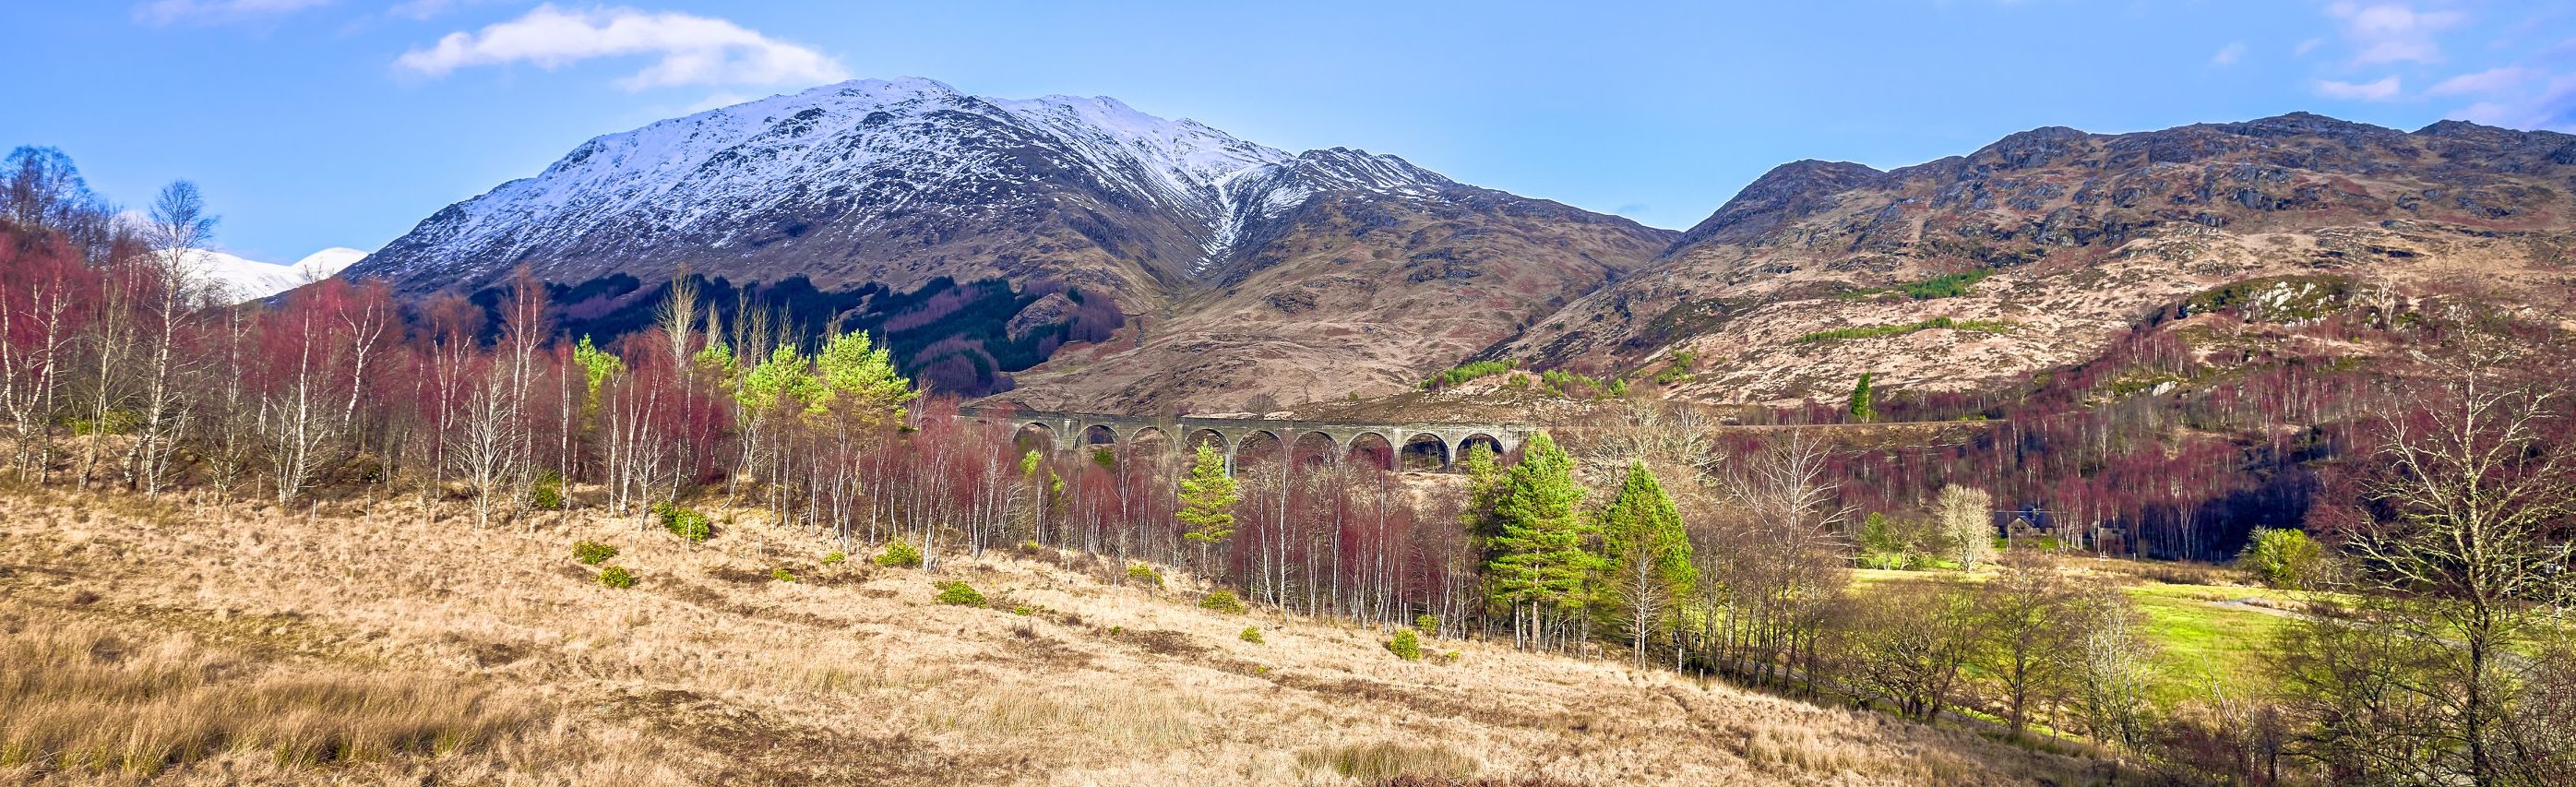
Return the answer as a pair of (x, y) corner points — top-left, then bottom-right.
(1506, 113), (2576, 404)
(0, 487), (2102, 785)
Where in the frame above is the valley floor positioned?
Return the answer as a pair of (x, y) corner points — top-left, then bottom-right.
(0, 486), (2113, 785)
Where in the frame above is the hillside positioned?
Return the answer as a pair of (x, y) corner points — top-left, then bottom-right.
(0, 487), (2102, 785)
(345, 78), (1671, 411)
(1503, 113), (2576, 404)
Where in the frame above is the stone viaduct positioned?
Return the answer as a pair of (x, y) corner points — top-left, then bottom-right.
(954, 406), (1541, 473)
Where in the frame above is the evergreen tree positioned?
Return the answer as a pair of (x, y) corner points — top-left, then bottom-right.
(1178, 444), (1238, 576)
(1458, 441), (1506, 541)
(1849, 373), (1876, 423)
(571, 335), (624, 412)
(1594, 461), (1696, 664)
(812, 328), (915, 423)
(1482, 433), (1592, 649)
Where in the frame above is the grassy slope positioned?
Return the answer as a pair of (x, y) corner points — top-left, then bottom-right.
(0, 487), (2106, 786)
(1851, 564), (2293, 709)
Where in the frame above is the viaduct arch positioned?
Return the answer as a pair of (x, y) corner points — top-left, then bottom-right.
(957, 406), (1541, 474)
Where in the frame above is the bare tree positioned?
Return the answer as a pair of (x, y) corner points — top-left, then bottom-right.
(1705, 427), (1852, 690)
(2331, 374), (2576, 782)
(128, 181), (214, 495)
(1831, 580), (1984, 721)
(1979, 551), (2083, 740)
(2070, 581), (2159, 755)
(1938, 484), (1996, 570)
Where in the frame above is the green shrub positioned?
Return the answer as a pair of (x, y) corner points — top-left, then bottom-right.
(1012, 605), (1034, 615)
(1126, 562), (1163, 587)
(1848, 269), (1996, 301)
(571, 540), (617, 566)
(2239, 527), (2327, 590)
(530, 480), (565, 511)
(650, 501), (712, 543)
(934, 580), (985, 607)
(68, 410), (139, 436)
(1422, 359), (1519, 389)
(1199, 589), (1246, 614)
(875, 540), (923, 568)
(598, 566), (636, 589)
(1386, 628), (1422, 661)
(1241, 626), (1263, 644)
(820, 550), (846, 566)
(771, 567), (797, 583)
(1793, 316), (2016, 344)
(1413, 614), (1439, 635)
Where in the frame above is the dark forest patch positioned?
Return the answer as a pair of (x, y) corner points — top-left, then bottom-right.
(465, 274), (1122, 396)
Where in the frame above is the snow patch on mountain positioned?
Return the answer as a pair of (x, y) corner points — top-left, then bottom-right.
(182, 247), (365, 302)
(378, 77), (1453, 281)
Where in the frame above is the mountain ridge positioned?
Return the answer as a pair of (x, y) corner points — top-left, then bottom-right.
(346, 77), (1670, 411)
(1502, 112), (2576, 405)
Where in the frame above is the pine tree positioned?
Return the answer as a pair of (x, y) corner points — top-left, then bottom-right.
(812, 328), (914, 424)
(1458, 441), (1506, 541)
(1178, 444), (1238, 577)
(1595, 461), (1696, 664)
(1849, 373), (1876, 423)
(1482, 432), (1592, 650)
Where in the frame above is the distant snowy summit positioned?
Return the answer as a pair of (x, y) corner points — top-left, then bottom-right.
(183, 247), (365, 302)
(348, 77), (1456, 296)
(343, 76), (1673, 411)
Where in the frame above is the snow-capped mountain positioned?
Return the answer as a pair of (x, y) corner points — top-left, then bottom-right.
(353, 77), (1454, 294)
(352, 77), (1671, 410)
(182, 247), (365, 302)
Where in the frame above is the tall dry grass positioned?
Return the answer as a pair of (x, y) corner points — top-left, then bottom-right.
(0, 618), (530, 779)
(0, 486), (2121, 785)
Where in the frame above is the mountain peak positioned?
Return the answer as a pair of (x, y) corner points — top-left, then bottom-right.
(350, 78), (1487, 293)
(1669, 159), (1883, 252)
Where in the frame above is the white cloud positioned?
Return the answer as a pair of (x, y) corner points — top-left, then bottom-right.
(2426, 66), (2531, 97)
(2327, 2), (2464, 66)
(2445, 72), (2576, 131)
(2295, 38), (2326, 56)
(135, 0), (332, 25)
(2211, 42), (2247, 66)
(396, 4), (849, 91)
(2317, 76), (2403, 101)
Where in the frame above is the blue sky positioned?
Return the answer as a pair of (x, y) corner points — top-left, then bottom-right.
(3, 1), (2571, 263)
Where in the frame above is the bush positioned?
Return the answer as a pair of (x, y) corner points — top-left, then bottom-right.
(598, 566), (636, 589)
(1199, 589), (1246, 614)
(1413, 614), (1439, 636)
(530, 479), (565, 511)
(571, 540), (617, 566)
(1012, 605), (1034, 615)
(2239, 527), (2327, 590)
(820, 550), (846, 566)
(771, 567), (797, 583)
(650, 501), (712, 543)
(1241, 626), (1264, 644)
(1386, 628), (1422, 661)
(875, 540), (923, 568)
(934, 580), (985, 607)
(1421, 359), (1518, 389)
(1793, 316), (2016, 344)
(1126, 562), (1163, 587)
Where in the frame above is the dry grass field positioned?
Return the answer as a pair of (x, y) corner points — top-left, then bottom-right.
(0, 485), (2114, 785)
